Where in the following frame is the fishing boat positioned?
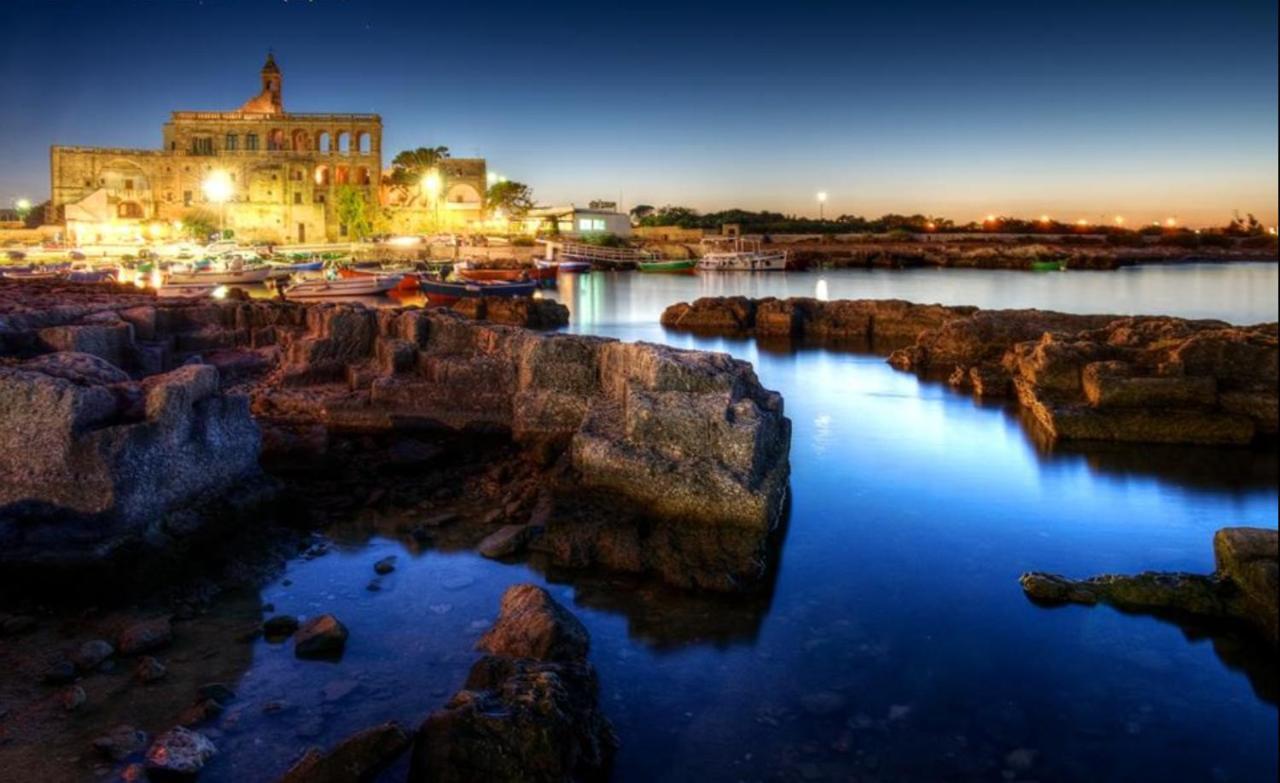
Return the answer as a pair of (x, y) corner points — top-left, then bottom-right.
(696, 237), (788, 272)
(1029, 258), (1067, 272)
(167, 264), (272, 285)
(419, 278), (537, 304)
(66, 267), (117, 284)
(637, 258), (697, 273)
(283, 274), (404, 299)
(157, 283), (226, 299)
(456, 263), (529, 282)
(554, 259), (591, 273)
(1, 264), (68, 280)
(338, 265), (421, 292)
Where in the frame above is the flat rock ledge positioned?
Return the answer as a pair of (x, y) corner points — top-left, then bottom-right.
(0, 281), (790, 575)
(409, 584), (616, 783)
(661, 296), (1278, 445)
(1020, 527), (1278, 647)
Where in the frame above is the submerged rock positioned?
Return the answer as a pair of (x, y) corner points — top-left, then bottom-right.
(294, 614), (349, 659)
(409, 584), (615, 783)
(1021, 526), (1278, 646)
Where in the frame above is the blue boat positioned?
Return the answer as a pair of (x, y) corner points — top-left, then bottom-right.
(419, 278), (537, 303)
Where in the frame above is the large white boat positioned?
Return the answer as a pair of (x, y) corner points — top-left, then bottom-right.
(282, 274), (404, 299)
(695, 237), (788, 272)
(166, 260), (272, 285)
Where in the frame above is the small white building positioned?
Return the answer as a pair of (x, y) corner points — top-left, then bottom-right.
(522, 204), (632, 238)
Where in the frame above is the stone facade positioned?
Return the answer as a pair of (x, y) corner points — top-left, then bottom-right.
(50, 55), (383, 244)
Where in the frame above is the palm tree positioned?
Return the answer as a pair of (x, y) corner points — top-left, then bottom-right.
(386, 146), (451, 206)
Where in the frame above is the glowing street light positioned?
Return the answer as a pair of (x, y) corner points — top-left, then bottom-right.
(1076, 219), (1088, 226)
(816, 191), (828, 220)
(201, 171), (233, 239)
(1039, 214), (1051, 223)
(486, 171), (500, 186)
(1114, 215), (1125, 226)
(1165, 217), (1177, 227)
(422, 169), (443, 231)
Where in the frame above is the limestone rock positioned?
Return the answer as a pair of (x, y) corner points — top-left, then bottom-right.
(277, 721), (409, 783)
(145, 727), (217, 777)
(476, 584), (589, 662)
(294, 614), (349, 659)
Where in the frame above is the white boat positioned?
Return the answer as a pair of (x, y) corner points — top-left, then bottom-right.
(166, 265), (272, 285)
(283, 274), (404, 299)
(696, 237), (788, 272)
(157, 282), (226, 299)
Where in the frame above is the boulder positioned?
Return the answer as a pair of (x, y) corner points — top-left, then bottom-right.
(118, 617), (172, 655)
(476, 585), (589, 662)
(278, 721), (410, 783)
(294, 614), (349, 659)
(144, 727), (218, 778)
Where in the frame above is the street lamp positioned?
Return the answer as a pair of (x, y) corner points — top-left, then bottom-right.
(201, 171), (233, 240)
(14, 198), (32, 223)
(486, 171), (499, 186)
(816, 192), (828, 221)
(422, 169), (443, 232)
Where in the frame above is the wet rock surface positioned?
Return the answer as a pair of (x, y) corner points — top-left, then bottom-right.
(277, 721), (410, 783)
(409, 584), (616, 783)
(1021, 526), (1279, 646)
(662, 296), (1277, 445)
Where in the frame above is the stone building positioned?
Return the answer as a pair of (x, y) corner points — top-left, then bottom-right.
(51, 55), (383, 244)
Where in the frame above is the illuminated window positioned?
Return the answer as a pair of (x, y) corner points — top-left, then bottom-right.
(577, 218), (606, 232)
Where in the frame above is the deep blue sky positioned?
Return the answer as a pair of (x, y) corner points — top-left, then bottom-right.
(1, 0), (1276, 225)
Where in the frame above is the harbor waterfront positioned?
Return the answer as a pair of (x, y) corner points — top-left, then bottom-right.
(1, 1), (1277, 780)
(0, 262), (1275, 782)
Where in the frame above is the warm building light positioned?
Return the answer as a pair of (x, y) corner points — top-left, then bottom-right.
(1114, 216), (1125, 225)
(985, 214), (996, 222)
(422, 170), (443, 200)
(201, 171), (233, 204)
(1039, 214), (1050, 223)
(1076, 219), (1088, 226)
(1270, 227), (1278, 235)
(1165, 217), (1177, 227)
(925, 221), (936, 230)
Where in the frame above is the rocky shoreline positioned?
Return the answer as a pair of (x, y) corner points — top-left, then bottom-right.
(1, 280), (791, 587)
(660, 297), (1278, 446)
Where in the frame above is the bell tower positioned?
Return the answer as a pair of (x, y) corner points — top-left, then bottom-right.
(260, 53), (282, 110)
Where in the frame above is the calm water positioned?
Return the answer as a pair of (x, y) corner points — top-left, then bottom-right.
(208, 263), (1278, 782)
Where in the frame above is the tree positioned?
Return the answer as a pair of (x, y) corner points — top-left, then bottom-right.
(486, 180), (535, 217)
(180, 209), (219, 240)
(21, 200), (49, 228)
(629, 204), (655, 223)
(335, 185), (375, 240)
(386, 146), (451, 206)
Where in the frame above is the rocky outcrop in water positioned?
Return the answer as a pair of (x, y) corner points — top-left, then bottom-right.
(1020, 527), (1278, 646)
(409, 584), (616, 783)
(262, 303), (790, 532)
(661, 297), (1278, 446)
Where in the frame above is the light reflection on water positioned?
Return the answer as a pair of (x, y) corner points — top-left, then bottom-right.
(207, 264), (1275, 782)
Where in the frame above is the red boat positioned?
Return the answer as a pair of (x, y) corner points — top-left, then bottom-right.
(339, 266), (420, 292)
(456, 263), (528, 282)
(419, 278), (537, 304)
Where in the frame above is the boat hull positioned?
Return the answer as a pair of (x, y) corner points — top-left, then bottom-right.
(696, 253), (788, 272)
(167, 267), (272, 285)
(419, 278), (537, 304)
(284, 275), (404, 298)
(638, 259), (696, 273)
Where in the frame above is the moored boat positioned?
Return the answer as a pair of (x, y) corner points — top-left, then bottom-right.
(167, 266), (272, 285)
(696, 237), (788, 272)
(555, 260), (591, 273)
(637, 258), (697, 273)
(283, 274), (404, 299)
(1029, 258), (1067, 272)
(338, 265), (421, 292)
(157, 282), (225, 299)
(419, 278), (537, 304)
(456, 263), (529, 282)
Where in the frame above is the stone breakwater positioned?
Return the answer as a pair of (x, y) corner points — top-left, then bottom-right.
(1021, 527), (1279, 648)
(661, 297), (1278, 446)
(0, 281), (790, 574)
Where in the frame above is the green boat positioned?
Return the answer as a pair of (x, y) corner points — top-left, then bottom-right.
(637, 258), (696, 273)
(1029, 258), (1066, 272)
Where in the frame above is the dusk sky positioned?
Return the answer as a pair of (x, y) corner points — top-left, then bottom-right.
(1, 0), (1276, 226)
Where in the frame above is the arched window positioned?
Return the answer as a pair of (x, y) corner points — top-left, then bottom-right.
(446, 183), (481, 204)
(355, 166), (370, 185)
(291, 167), (304, 182)
(267, 129), (285, 151)
(291, 129), (309, 151)
(337, 132), (350, 154)
(335, 165), (350, 185)
(314, 165), (330, 186)
(357, 132), (371, 154)
(318, 132), (331, 153)
(117, 202), (143, 219)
